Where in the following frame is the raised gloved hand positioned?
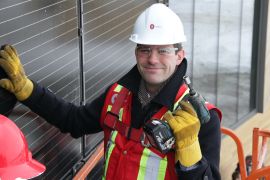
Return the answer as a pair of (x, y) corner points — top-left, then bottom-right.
(163, 101), (202, 167)
(0, 45), (33, 101)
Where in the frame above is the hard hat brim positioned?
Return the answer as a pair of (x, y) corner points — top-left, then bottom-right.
(0, 154), (46, 179)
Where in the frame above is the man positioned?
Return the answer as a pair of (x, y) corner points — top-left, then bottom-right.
(0, 3), (221, 180)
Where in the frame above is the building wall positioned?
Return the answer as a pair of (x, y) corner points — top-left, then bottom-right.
(220, 2), (270, 179)
(0, 0), (154, 179)
(170, 0), (255, 128)
(0, 1), (82, 179)
(264, 2), (270, 111)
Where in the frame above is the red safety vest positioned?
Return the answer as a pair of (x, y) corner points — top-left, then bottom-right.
(100, 83), (222, 180)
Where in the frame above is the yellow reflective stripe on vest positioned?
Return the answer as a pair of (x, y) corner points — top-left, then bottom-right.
(137, 148), (151, 179)
(107, 105), (112, 112)
(173, 88), (189, 110)
(104, 84), (188, 179)
(137, 148), (167, 180)
(114, 84), (123, 93)
(103, 86), (124, 179)
(134, 88), (187, 179)
(158, 156), (168, 180)
(103, 130), (118, 180)
(107, 105), (124, 121)
(119, 108), (123, 120)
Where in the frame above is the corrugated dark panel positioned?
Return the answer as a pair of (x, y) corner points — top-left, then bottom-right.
(0, 0), (156, 178)
(82, 0), (155, 154)
(0, 0), (81, 179)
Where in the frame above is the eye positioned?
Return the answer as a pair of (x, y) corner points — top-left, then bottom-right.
(138, 47), (151, 54)
(158, 48), (177, 55)
(158, 48), (172, 55)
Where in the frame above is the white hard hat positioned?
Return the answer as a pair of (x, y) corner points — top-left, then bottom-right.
(129, 3), (186, 45)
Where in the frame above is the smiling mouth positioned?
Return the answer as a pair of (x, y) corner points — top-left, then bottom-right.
(144, 66), (162, 70)
(143, 67), (162, 73)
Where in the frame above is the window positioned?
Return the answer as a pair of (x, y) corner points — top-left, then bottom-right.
(170, 0), (255, 127)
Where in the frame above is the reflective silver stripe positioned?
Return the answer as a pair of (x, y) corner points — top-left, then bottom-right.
(145, 152), (160, 179)
(138, 149), (167, 180)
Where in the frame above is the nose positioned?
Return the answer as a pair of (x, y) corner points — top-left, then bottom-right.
(148, 49), (159, 64)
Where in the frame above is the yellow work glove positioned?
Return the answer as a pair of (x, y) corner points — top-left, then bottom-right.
(163, 101), (202, 167)
(0, 45), (33, 101)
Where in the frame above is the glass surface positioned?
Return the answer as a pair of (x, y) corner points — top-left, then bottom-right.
(170, 0), (255, 127)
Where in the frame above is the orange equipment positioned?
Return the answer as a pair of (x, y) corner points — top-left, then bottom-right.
(221, 127), (270, 180)
(0, 115), (46, 180)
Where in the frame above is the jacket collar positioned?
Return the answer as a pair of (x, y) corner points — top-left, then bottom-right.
(117, 58), (187, 109)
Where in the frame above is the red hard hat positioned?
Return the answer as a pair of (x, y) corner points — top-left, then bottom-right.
(0, 115), (46, 179)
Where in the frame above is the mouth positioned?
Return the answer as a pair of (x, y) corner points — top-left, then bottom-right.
(143, 67), (161, 73)
(144, 66), (163, 70)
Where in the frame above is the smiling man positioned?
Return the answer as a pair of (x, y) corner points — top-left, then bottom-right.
(0, 3), (221, 180)
(135, 44), (185, 93)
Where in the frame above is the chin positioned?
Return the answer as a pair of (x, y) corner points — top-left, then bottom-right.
(145, 79), (164, 86)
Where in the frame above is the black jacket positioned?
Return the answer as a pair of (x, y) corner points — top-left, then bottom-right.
(23, 59), (221, 180)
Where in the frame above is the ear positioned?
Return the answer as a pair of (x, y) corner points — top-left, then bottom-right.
(176, 50), (185, 65)
(135, 46), (139, 57)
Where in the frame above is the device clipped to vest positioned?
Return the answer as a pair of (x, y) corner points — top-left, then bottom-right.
(143, 119), (175, 154)
(142, 76), (211, 154)
(104, 78), (218, 155)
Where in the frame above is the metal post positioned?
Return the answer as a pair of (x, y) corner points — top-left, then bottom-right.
(77, 0), (86, 158)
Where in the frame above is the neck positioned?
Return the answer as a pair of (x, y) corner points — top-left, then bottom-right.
(145, 83), (162, 95)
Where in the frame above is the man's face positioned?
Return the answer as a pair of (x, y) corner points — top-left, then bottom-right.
(135, 44), (184, 92)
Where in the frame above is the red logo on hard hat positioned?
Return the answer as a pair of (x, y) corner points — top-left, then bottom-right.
(150, 24), (155, 29)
